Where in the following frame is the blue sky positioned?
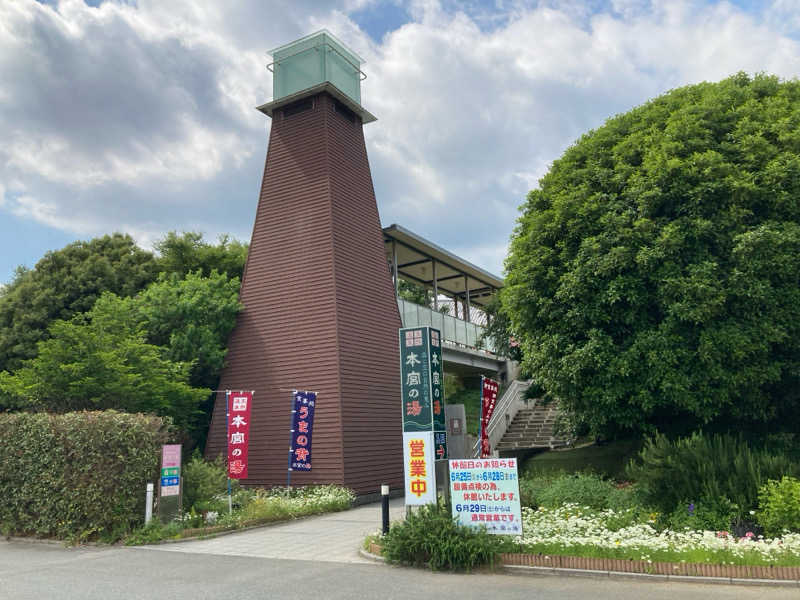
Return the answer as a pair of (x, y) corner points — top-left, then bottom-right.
(2, 0), (800, 285)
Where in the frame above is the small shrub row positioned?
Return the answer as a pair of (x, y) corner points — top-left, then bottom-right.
(0, 411), (169, 542)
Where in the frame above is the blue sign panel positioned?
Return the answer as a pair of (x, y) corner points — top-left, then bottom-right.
(161, 476), (179, 487)
(289, 391), (316, 471)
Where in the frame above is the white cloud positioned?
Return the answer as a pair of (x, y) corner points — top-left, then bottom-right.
(357, 1), (800, 272)
(1, 0), (799, 277)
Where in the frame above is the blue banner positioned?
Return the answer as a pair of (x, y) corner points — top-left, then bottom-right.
(289, 391), (316, 471)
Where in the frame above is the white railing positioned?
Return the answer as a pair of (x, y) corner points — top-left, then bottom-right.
(473, 380), (531, 457)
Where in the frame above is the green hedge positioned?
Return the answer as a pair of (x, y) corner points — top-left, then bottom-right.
(0, 411), (169, 542)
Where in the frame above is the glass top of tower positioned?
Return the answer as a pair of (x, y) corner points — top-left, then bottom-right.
(269, 30), (365, 106)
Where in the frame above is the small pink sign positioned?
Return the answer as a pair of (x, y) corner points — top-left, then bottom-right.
(162, 444), (181, 468)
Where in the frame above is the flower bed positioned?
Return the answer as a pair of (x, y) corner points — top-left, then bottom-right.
(126, 485), (355, 545)
(366, 501), (800, 581)
(514, 504), (800, 567)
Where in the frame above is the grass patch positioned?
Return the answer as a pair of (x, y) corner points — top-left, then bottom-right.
(522, 439), (642, 479)
(446, 387), (482, 436)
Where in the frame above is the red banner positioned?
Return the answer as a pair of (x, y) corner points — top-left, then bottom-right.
(479, 377), (499, 458)
(227, 391), (252, 479)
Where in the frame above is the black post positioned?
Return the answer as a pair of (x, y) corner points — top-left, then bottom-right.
(381, 485), (390, 535)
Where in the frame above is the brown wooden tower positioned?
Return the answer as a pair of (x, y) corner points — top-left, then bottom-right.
(205, 31), (403, 495)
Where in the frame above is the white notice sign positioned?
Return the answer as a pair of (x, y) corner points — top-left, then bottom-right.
(449, 458), (522, 535)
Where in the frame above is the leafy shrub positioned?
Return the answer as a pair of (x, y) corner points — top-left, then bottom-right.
(520, 472), (634, 511)
(382, 502), (502, 571)
(182, 453), (236, 513)
(758, 476), (800, 537)
(0, 411), (169, 542)
(626, 432), (797, 520)
(519, 473), (556, 508)
(124, 520), (184, 545)
(658, 498), (739, 533)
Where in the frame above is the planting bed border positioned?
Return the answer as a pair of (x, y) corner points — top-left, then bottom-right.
(365, 543), (800, 586)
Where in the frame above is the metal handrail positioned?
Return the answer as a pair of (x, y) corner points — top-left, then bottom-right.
(267, 43), (367, 80)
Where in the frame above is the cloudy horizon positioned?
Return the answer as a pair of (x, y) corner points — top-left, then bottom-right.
(1, 0), (799, 284)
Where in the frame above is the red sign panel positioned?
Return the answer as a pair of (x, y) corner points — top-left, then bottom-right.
(479, 377), (499, 458)
(227, 391), (252, 479)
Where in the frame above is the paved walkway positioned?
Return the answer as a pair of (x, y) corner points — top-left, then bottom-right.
(140, 498), (405, 564)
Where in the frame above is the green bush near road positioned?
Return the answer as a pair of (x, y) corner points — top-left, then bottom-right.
(0, 410), (169, 542)
(381, 502), (502, 571)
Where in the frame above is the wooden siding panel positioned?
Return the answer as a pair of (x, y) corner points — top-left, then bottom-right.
(207, 93), (404, 495)
(207, 97), (345, 487)
(325, 96), (404, 494)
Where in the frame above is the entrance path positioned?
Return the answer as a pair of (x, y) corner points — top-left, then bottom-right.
(140, 497), (405, 564)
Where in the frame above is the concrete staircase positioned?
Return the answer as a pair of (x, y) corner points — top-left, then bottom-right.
(495, 401), (570, 452)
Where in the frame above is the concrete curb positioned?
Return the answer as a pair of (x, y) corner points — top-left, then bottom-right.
(364, 541), (800, 587)
(358, 548), (386, 563)
(501, 564), (800, 587)
(3, 536), (72, 547)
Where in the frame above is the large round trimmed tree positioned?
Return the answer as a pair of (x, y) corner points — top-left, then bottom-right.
(503, 73), (800, 437)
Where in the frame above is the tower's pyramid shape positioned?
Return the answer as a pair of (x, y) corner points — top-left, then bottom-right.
(206, 32), (403, 494)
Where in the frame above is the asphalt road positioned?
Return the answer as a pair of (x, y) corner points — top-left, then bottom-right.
(1, 540), (798, 600)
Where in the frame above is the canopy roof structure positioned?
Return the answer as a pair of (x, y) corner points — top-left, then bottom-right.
(383, 224), (503, 311)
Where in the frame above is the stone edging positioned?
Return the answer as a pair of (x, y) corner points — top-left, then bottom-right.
(501, 553), (800, 583)
(3, 536), (75, 547)
(364, 543), (800, 587)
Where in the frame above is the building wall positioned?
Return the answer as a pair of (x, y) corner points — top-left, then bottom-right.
(206, 93), (403, 494)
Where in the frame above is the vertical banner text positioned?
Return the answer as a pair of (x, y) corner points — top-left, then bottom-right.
(479, 377), (499, 458)
(227, 391), (252, 479)
(290, 391), (316, 471)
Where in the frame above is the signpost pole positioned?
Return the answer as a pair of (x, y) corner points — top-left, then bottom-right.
(145, 483), (154, 524)
(225, 390), (232, 515)
(381, 485), (390, 535)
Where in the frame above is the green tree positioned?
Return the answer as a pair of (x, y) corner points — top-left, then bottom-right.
(397, 278), (432, 306)
(155, 231), (248, 280)
(0, 293), (207, 433)
(0, 234), (158, 372)
(136, 270), (242, 389)
(480, 296), (522, 361)
(503, 73), (800, 437)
